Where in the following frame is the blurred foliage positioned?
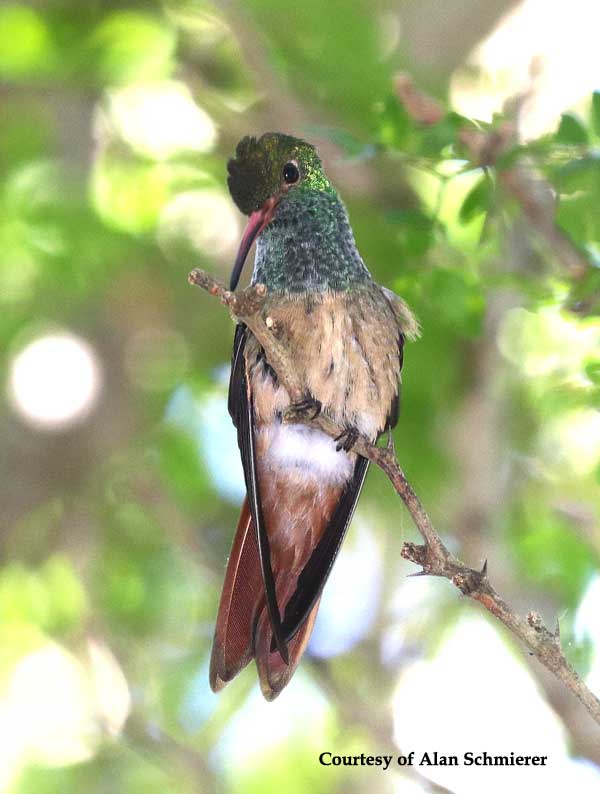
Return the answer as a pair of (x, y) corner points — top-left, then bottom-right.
(1, 1), (600, 793)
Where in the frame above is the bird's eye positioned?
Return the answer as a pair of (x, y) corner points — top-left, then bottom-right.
(282, 161), (300, 184)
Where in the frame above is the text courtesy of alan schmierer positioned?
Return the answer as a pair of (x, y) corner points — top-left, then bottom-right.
(318, 752), (549, 770)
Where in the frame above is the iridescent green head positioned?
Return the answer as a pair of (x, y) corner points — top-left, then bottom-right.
(227, 132), (333, 289)
(227, 132), (330, 215)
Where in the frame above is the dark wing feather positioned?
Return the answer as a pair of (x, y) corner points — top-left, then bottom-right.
(228, 323), (289, 663)
(280, 454), (369, 644)
(228, 323), (248, 426)
(385, 331), (404, 431)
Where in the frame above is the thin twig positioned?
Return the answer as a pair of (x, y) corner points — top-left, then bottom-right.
(189, 268), (600, 727)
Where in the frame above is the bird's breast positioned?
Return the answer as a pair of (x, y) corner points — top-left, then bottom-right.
(247, 287), (401, 441)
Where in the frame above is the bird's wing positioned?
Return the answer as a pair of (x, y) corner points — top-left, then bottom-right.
(228, 323), (289, 662)
(279, 454), (369, 643)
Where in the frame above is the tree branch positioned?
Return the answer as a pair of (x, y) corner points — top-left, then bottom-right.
(189, 268), (600, 727)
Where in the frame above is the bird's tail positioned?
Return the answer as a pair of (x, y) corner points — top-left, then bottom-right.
(209, 498), (321, 700)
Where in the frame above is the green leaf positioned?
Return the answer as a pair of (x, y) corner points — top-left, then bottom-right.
(566, 267), (600, 315)
(554, 158), (600, 250)
(556, 157), (600, 195)
(555, 195), (591, 247)
(420, 112), (470, 158)
(458, 176), (492, 223)
(378, 95), (412, 150)
(556, 113), (588, 145)
(584, 360), (600, 385)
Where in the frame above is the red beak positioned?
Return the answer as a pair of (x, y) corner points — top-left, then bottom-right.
(230, 197), (277, 290)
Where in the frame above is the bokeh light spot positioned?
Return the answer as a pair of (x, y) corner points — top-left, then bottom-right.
(0, 643), (96, 768)
(91, 11), (176, 84)
(540, 409), (600, 476)
(0, 5), (54, 79)
(451, 0), (600, 138)
(8, 333), (101, 431)
(87, 639), (131, 737)
(100, 81), (217, 160)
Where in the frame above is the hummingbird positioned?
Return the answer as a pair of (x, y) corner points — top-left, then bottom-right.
(209, 133), (418, 700)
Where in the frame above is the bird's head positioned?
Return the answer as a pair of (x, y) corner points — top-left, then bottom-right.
(227, 132), (331, 289)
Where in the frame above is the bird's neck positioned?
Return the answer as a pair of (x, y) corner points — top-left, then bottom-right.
(252, 189), (371, 293)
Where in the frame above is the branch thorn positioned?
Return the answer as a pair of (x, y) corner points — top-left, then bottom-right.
(527, 611), (543, 630)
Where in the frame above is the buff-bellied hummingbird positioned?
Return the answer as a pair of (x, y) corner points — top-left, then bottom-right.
(209, 133), (419, 700)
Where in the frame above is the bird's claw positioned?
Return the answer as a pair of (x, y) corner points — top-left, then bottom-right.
(287, 396), (322, 421)
(335, 427), (359, 452)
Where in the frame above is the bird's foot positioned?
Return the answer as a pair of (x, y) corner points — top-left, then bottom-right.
(285, 396), (322, 422)
(335, 426), (359, 452)
(386, 427), (396, 453)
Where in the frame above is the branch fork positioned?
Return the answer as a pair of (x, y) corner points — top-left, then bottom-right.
(189, 267), (600, 726)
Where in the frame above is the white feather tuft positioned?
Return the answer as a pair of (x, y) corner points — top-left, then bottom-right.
(260, 424), (353, 486)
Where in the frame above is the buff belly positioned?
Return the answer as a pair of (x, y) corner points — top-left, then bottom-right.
(246, 286), (402, 442)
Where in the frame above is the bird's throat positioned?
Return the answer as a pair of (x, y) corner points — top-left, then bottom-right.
(252, 190), (370, 293)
